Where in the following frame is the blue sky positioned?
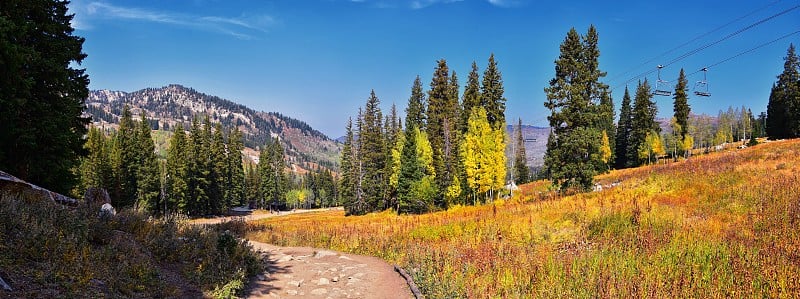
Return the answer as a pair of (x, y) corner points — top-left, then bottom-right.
(69, 0), (800, 137)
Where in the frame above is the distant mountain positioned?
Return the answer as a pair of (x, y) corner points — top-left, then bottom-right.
(84, 84), (341, 171)
(507, 124), (550, 168)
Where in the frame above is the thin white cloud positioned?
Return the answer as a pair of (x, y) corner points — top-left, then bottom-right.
(487, 0), (525, 8)
(68, 1), (276, 40)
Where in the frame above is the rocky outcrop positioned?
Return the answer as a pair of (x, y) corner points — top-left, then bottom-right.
(0, 171), (78, 206)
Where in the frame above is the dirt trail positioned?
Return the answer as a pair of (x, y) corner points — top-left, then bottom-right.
(247, 242), (413, 298)
(191, 209), (415, 298)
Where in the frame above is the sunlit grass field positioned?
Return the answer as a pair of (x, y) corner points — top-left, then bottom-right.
(247, 139), (800, 298)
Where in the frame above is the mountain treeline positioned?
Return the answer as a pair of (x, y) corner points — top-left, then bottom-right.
(79, 105), (339, 215)
(339, 56), (511, 215)
(86, 85), (340, 171)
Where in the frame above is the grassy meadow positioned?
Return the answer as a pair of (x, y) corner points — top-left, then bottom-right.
(247, 139), (800, 298)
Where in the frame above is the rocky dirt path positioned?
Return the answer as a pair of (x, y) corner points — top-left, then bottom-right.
(246, 242), (414, 299)
(191, 209), (415, 298)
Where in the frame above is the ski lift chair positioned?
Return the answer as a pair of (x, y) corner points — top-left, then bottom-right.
(652, 65), (672, 96)
(693, 67), (711, 97)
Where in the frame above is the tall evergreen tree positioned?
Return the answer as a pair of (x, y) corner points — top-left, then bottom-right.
(462, 61), (482, 131)
(79, 127), (111, 193)
(115, 105), (139, 207)
(629, 80), (659, 166)
(360, 90), (386, 212)
(543, 27), (609, 191)
(384, 104), (401, 210)
(426, 60), (462, 208)
(584, 25), (615, 171)
(481, 54), (507, 127)
(766, 44), (800, 139)
(513, 118), (530, 184)
(673, 68), (691, 138)
(406, 76), (427, 131)
(186, 117), (209, 215)
(339, 118), (357, 214)
(426, 59), (452, 207)
(136, 113), (161, 214)
(209, 122), (227, 214)
(614, 86), (633, 168)
(0, 0), (90, 194)
(259, 139), (287, 211)
(397, 127), (426, 214)
(226, 127), (246, 207)
(165, 124), (189, 214)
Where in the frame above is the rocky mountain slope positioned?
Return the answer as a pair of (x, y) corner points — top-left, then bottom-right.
(84, 84), (341, 171)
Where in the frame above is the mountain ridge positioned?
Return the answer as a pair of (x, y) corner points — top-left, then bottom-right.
(84, 84), (341, 171)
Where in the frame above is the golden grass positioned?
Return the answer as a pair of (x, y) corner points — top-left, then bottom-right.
(247, 139), (800, 298)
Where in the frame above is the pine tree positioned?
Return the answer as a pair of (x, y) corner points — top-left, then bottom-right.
(136, 113), (161, 214)
(543, 27), (609, 191)
(244, 161), (260, 208)
(259, 139), (287, 211)
(406, 76), (427, 131)
(339, 118), (356, 214)
(0, 0), (90, 194)
(767, 44), (800, 139)
(165, 124), (189, 214)
(79, 127), (111, 193)
(481, 54), (506, 127)
(629, 80), (659, 166)
(462, 61), (482, 131)
(513, 118), (530, 184)
(426, 59), (460, 208)
(209, 122), (227, 214)
(360, 90), (386, 212)
(397, 127), (427, 214)
(383, 104), (401, 210)
(115, 105), (139, 207)
(226, 127), (246, 207)
(186, 117), (209, 215)
(614, 86), (633, 168)
(673, 68), (691, 139)
(585, 25), (615, 170)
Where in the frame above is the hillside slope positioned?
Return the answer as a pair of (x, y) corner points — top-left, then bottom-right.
(84, 84), (341, 170)
(0, 173), (264, 298)
(245, 139), (800, 297)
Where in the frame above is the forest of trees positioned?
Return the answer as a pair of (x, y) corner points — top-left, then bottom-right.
(339, 56), (510, 215)
(77, 105), (337, 216)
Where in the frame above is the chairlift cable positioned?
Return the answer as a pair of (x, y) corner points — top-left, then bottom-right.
(662, 3), (800, 68)
(612, 3), (800, 91)
(608, 0), (783, 84)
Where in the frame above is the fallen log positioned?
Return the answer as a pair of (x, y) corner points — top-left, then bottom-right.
(394, 265), (423, 299)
